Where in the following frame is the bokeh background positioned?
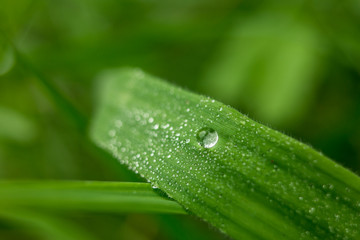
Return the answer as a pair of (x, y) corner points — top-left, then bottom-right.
(0, 0), (360, 239)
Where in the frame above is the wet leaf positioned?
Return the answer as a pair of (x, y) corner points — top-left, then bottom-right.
(91, 68), (360, 239)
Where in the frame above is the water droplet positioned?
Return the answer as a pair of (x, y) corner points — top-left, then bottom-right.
(108, 129), (116, 137)
(309, 207), (315, 214)
(115, 120), (123, 128)
(196, 127), (218, 148)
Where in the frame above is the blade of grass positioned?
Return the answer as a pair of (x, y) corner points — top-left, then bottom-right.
(90, 68), (360, 239)
(0, 181), (186, 215)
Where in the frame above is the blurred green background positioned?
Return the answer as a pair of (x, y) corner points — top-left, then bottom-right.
(0, 0), (359, 239)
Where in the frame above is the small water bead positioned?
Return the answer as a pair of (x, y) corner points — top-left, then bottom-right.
(309, 207), (315, 214)
(108, 129), (116, 137)
(115, 120), (123, 128)
(196, 127), (218, 148)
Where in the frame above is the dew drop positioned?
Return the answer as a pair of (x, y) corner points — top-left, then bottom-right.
(309, 207), (315, 214)
(108, 129), (116, 137)
(196, 127), (218, 148)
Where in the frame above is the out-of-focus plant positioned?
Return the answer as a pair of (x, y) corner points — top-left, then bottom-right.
(0, 0), (360, 239)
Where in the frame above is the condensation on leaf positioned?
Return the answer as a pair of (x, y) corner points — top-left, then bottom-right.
(91, 68), (360, 240)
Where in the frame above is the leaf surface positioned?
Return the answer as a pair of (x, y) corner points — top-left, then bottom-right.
(91, 68), (360, 239)
(0, 181), (185, 215)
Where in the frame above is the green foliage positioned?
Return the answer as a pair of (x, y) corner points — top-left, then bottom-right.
(0, 106), (37, 143)
(0, 34), (14, 76)
(91, 68), (360, 239)
(0, 209), (97, 240)
(0, 181), (184, 214)
(201, 12), (321, 126)
(1, 0), (360, 239)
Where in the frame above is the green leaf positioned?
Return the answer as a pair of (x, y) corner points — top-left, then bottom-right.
(200, 12), (321, 127)
(90, 68), (360, 239)
(0, 181), (185, 215)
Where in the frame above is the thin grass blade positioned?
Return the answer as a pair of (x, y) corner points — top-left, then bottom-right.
(0, 181), (185, 215)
